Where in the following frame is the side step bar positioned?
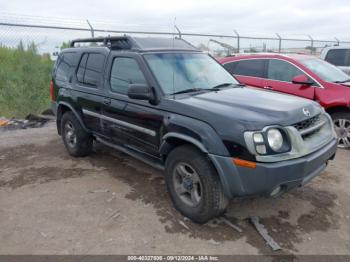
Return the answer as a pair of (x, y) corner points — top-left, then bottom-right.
(96, 137), (165, 171)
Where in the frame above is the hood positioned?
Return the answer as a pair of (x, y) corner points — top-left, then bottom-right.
(339, 82), (350, 87)
(338, 67), (350, 76)
(172, 87), (322, 132)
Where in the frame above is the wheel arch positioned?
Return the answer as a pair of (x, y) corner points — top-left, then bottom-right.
(326, 106), (350, 116)
(56, 102), (89, 135)
(160, 133), (233, 198)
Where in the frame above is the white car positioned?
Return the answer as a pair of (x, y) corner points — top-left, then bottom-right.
(320, 46), (350, 75)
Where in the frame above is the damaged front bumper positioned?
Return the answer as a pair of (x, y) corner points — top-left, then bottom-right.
(209, 138), (338, 199)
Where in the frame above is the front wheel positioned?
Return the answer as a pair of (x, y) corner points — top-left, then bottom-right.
(331, 112), (350, 149)
(165, 145), (228, 224)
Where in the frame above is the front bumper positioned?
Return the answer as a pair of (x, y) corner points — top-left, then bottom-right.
(209, 138), (338, 199)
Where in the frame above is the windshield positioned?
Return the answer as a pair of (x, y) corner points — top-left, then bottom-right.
(144, 53), (238, 94)
(300, 58), (350, 83)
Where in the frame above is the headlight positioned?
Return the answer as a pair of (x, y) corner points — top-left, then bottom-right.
(267, 128), (283, 151)
(244, 127), (291, 156)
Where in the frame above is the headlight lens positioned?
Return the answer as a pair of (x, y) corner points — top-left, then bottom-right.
(267, 128), (284, 151)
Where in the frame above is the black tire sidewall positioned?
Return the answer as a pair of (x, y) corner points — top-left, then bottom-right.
(165, 145), (226, 223)
(61, 111), (92, 156)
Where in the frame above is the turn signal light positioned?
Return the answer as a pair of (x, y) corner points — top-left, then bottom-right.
(233, 158), (257, 169)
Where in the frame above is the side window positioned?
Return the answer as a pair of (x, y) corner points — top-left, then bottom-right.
(223, 61), (238, 74)
(346, 51), (350, 67)
(232, 59), (265, 78)
(267, 59), (305, 82)
(76, 53), (106, 87)
(325, 49), (347, 66)
(55, 52), (77, 82)
(110, 57), (147, 94)
(77, 54), (88, 83)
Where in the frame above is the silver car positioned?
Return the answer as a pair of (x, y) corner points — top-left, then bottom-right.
(320, 46), (350, 75)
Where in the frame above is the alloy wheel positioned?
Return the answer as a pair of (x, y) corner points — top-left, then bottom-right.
(334, 118), (350, 149)
(173, 162), (203, 207)
(64, 121), (77, 148)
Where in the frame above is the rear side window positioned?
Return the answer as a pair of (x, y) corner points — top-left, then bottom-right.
(231, 59), (265, 78)
(110, 57), (147, 94)
(76, 54), (88, 83)
(267, 59), (305, 82)
(325, 49), (350, 66)
(76, 53), (106, 87)
(55, 52), (78, 82)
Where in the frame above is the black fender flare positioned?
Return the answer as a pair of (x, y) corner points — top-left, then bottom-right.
(160, 132), (234, 198)
(56, 102), (89, 134)
(160, 132), (208, 155)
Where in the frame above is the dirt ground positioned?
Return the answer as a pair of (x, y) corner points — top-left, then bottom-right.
(0, 122), (350, 255)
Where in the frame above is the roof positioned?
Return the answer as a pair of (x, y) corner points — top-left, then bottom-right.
(69, 35), (199, 52)
(219, 53), (316, 64)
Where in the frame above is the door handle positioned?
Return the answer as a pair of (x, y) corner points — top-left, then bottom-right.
(103, 98), (111, 105)
(263, 86), (274, 90)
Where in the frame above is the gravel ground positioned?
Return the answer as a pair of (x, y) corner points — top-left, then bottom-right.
(0, 122), (349, 255)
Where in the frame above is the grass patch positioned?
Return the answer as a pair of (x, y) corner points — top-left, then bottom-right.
(0, 42), (53, 118)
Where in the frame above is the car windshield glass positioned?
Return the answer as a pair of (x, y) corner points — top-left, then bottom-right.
(144, 53), (239, 95)
(300, 58), (350, 83)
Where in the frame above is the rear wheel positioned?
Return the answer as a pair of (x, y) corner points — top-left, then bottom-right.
(61, 111), (93, 157)
(331, 112), (350, 149)
(165, 145), (228, 223)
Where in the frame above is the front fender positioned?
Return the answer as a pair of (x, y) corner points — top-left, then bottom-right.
(160, 114), (229, 156)
(160, 115), (236, 198)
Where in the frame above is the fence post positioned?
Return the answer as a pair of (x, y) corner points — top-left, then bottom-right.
(234, 30), (240, 53)
(175, 25), (182, 39)
(276, 33), (282, 53)
(86, 20), (94, 38)
(307, 35), (314, 54)
(335, 37), (340, 46)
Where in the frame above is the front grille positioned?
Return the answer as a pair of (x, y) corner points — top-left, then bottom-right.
(293, 114), (321, 132)
(293, 114), (326, 140)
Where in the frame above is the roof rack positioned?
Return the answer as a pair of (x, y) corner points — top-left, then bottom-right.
(69, 35), (199, 52)
(70, 35), (139, 50)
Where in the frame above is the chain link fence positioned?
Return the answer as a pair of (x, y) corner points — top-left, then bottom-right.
(1, 14), (350, 118)
(1, 14), (350, 59)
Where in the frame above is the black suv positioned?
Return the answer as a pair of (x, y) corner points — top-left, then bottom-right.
(51, 36), (337, 223)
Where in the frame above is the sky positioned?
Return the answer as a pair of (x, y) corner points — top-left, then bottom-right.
(1, 0), (350, 39)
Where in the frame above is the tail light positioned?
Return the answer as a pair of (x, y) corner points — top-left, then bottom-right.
(50, 80), (55, 101)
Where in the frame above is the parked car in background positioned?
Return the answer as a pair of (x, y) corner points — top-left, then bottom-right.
(320, 46), (350, 75)
(220, 54), (350, 149)
(51, 36), (337, 223)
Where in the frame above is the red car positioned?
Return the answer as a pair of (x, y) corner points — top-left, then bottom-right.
(220, 54), (350, 148)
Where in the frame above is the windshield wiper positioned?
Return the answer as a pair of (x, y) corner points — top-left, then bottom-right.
(211, 83), (234, 89)
(170, 88), (208, 95)
(170, 83), (241, 95)
(334, 79), (350, 83)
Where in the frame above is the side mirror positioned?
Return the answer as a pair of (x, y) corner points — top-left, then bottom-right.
(128, 84), (155, 101)
(292, 75), (313, 86)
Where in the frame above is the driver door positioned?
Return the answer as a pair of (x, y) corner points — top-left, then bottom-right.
(263, 59), (316, 99)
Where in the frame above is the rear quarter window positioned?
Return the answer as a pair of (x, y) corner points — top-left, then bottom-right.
(55, 52), (78, 82)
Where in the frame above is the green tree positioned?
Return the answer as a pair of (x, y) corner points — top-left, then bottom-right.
(60, 41), (70, 50)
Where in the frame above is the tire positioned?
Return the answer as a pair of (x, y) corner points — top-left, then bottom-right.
(331, 112), (350, 149)
(61, 111), (93, 157)
(165, 145), (228, 223)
